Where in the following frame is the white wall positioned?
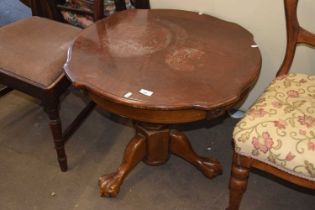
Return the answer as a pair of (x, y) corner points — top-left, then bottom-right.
(150, 0), (315, 110)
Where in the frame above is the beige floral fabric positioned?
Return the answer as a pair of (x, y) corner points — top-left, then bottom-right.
(234, 73), (315, 181)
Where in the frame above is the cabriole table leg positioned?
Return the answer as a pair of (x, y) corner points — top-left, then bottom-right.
(170, 130), (222, 178)
(98, 134), (146, 197)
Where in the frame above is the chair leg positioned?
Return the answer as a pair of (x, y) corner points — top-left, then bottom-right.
(44, 104), (67, 172)
(0, 86), (13, 96)
(226, 153), (251, 210)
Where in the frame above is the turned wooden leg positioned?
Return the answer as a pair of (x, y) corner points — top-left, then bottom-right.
(170, 130), (222, 179)
(226, 152), (251, 210)
(44, 104), (67, 172)
(99, 134), (146, 197)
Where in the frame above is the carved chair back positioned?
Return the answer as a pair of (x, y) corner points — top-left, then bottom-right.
(277, 0), (315, 76)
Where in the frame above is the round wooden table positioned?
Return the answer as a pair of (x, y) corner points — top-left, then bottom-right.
(65, 9), (261, 197)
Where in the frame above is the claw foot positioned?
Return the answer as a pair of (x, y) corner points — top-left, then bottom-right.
(198, 157), (223, 179)
(98, 172), (123, 197)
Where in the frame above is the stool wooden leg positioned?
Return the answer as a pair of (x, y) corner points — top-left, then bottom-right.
(45, 104), (67, 172)
(227, 153), (251, 210)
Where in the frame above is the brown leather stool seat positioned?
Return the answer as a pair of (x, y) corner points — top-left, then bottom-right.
(0, 16), (95, 171)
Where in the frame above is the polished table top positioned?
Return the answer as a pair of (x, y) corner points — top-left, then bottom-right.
(65, 9), (261, 112)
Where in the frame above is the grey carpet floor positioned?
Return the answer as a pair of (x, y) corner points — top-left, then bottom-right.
(0, 1), (315, 210)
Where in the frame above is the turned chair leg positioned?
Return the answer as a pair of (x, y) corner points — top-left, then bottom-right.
(227, 153), (251, 210)
(44, 101), (67, 172)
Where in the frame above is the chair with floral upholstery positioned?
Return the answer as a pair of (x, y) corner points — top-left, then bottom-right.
(57, 0), (150, 28)
(226, 0), (315, 209)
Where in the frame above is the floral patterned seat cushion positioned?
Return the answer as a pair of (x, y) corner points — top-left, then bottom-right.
(234, 73), (315, 181)
(61, 0), (134, 28)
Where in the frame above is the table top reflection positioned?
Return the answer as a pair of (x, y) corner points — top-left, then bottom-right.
(65, 9), (261, 112)
(64, 9), (262, 197)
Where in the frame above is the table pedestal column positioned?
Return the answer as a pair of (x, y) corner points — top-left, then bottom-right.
(98, 122), (222, 197)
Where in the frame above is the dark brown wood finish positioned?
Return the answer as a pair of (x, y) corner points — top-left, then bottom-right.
(56, 0), (150, 23)
(65, 9), (261, 196)
(29, 0), (64, 21)
(19, 0), (32, 7)
(20, 0), (150, 23)
(22, 0), (105, 22)
(0, 87), (13, 97)
(133, 0), (150, 9)
(227, 0), (315, 209)
(57, 0), (105, 22)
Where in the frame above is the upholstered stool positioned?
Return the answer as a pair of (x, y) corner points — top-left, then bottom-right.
(0, 17), (79, 87)
(0, 16), (95, 171)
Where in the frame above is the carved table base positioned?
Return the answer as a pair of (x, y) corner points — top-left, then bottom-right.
(98, 122), (222, 197)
